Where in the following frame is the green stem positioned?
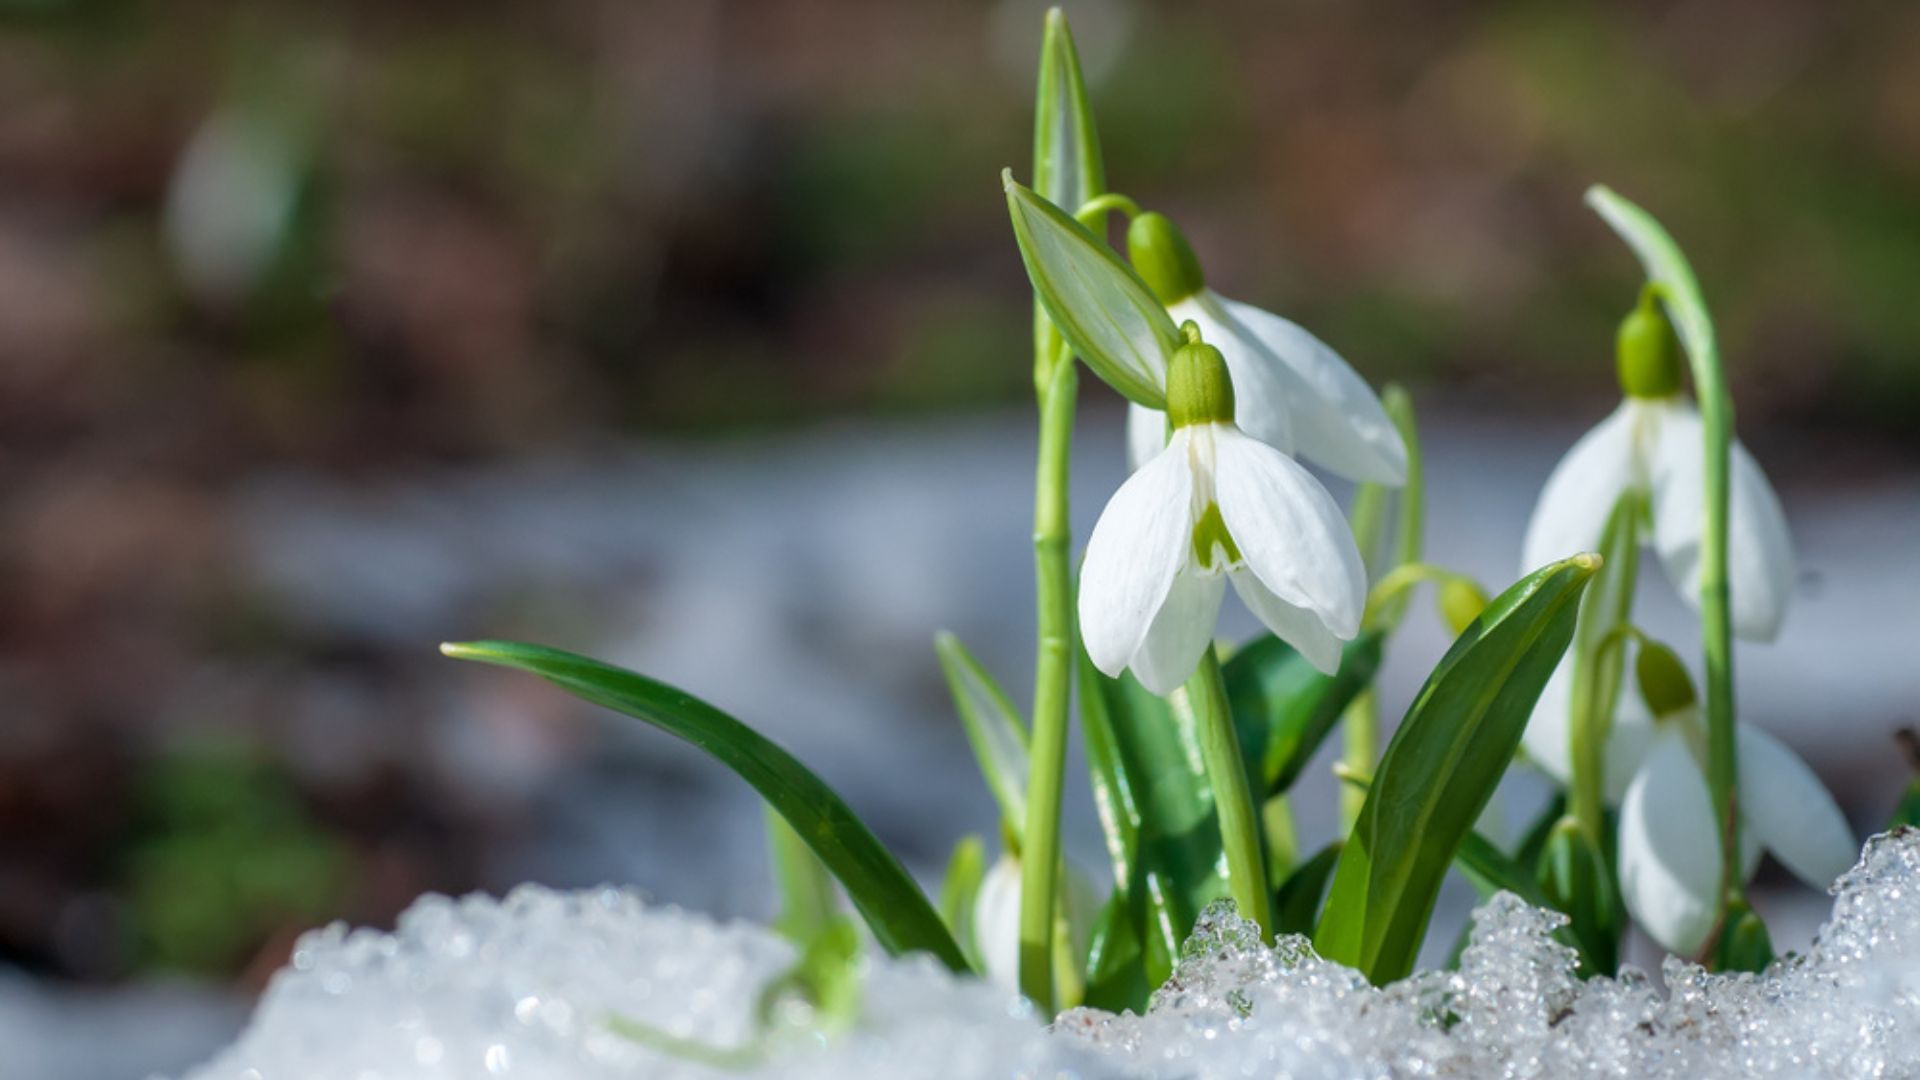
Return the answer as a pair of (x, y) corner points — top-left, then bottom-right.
(1566, 493), (1642, 848)
(1340, 690), (1378, 831)
(1018, 357), (1077, 1011)
(1184, 646), (1273, 938)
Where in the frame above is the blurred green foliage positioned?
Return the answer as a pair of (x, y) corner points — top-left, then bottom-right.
(123, 746), (346, 975)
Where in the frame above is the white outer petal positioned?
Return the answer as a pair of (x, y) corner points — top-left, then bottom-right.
(1190, 292), (1406, 483)
(1520, 401), (1640, 575)
(1170, 294), (1296, 457)
(1126, 402), (1170, 473)
(1618, 726), (1722, 955)
(972, 855), (1023, 991)
(1210, 426), (1367, 640)
(1736, 724), (1856, 890)
(1646, 400), (1796, 641)
(1130, 570), (1226, 695)
(1229, 568), (1345, 674)
(1079, 431), (1196, 678)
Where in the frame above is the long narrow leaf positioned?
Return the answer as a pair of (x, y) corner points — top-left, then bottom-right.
(1224, 633), (1384, 796)
(1313, 554), (1597, 984)
(934, 632), (1030, 834)
(442, 640), (970, 972)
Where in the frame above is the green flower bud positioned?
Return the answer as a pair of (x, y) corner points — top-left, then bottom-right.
(1165, 325), (1235, 429)
(1127, 211), (1205, 305)
(1436, 577), (1489, 637)
(1635, 640), (1696, 718)
(1616, 287), (1684, 399)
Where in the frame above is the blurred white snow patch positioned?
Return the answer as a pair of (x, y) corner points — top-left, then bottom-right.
(178, 830), (1920, 1079)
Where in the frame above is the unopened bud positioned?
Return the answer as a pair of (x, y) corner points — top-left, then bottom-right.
(1635, 640), (1696, 718)
(1616, 287), (1684, 399)
(1127, 211), (1206, 305)
(1166, 324), (1235, 429)
(1437, 578), (1489, 636)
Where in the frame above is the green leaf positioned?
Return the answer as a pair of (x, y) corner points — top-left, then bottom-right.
(441, 640), (969, 972)
(1078, 649), (1214, 986)
(1892, 730), (1920, 829)
(1313, 554), (1598, 985)
(1030, 6), (1106, 382)
(1081, 889), (1153, 1011)
(767, 804), (839, 945)
(933, 632), (1030, 836)
(938, 835), (989, 968)
(1225, 633), (1384, 796)
(1713, 897), (1774, 974)
(1533, 817), (1621, 975)
(1272, 842), (1342, 936)
(1004, 174), (1177, 409)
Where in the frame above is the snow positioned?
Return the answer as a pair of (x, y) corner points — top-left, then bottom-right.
(177, 829), (1920, 1079)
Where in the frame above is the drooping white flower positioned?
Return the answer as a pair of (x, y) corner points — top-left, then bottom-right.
(1080, 333), (1367, 692)
(972, 853), (1097, 995)
(1526, 645), (1855, 955)
(1521, 301), (1795, 640)
(1123, 212), (1407, 485)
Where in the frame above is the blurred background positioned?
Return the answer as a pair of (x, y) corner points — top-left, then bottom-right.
(2, 0), (1917, 1075)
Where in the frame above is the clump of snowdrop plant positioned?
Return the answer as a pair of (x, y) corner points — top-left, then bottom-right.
(436, 5), (1887, 1051)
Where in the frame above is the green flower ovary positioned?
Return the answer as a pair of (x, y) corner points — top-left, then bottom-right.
(1191, 502), (1242, 570)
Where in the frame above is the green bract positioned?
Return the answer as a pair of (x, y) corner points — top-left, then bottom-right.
(1314, 554), (1598, 985)
(1004, 173), (1178, 408)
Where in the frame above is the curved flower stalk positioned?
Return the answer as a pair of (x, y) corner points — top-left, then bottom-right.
(1124, 212), (1408, 485)
(1080, 329), (1367, 692)
(1520, 294), (1796, 640)
(1526, 644), (1854, 954)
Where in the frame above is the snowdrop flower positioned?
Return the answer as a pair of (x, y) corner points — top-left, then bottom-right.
(1521, 295), (1795, 639)
(1123, 212), (1408, 485)
(1080, 330), (1366, 692)
(972, 853), (1096, 995)
(1530, 643), (1854, 954)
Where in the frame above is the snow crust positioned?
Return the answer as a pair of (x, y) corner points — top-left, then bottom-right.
(179, 829), (1920, 1079)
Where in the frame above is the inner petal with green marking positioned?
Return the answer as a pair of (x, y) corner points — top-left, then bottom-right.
(1191, 501), (1242, 570)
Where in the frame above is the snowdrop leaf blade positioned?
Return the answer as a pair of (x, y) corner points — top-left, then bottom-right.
(1005, 175), (1176, 408)
(1081, 890), (1152, 1013)
(1223, 632), (1384, 795)
(934, 632), (1032, 834)
(1714, 898), (1775, 974)
(938, 835), (989, 968)
(440, 640), (971, 973)
(1273, 841), (1343, 935)
(1032, 8), (1104, 220)
(1312, 554), (1597, 984)
(1736, 725), (1856, 889)
(1531, 819), (1622, 975)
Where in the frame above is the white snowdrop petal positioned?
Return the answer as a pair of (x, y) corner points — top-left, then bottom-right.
(1228, 569), (1345, 674)
(1521, 401), (1639, 575)
(1737, 724), (1856, 890)
(971, 854), (1023, 991)
(1172, 294), (1297, 458)
(1078, 434), (1196, 678)
(1647, 400), (1796, 641)
(1130, 570), (1227, 695)
(1210, 427), (1367, 639)
(1521, 655), (1577, 786)
(1201, 293), (1404, 483)
(1618, 727), (1722, 955)
(1126, 401), (1171, 473)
